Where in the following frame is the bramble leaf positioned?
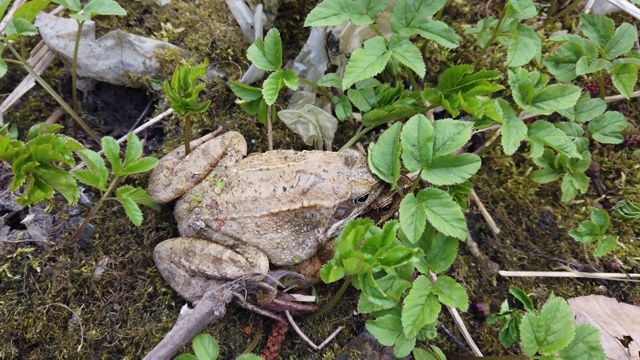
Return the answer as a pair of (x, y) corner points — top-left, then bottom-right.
(433, 276), (468, 310)
(415, 232), (458, 274)
(495, 99), (527, 155)
(520, 295), (575, 356)
(400, 114), (433, 172)
(432, 119), (473, 156)
(343, 36), (391, 89)
(262, 69), (298, 105)
(401, 275), (440, 338)
(611, 63), (637, 100)
(399, 194), (427, 244)
(366, 314), (403, 346)
(422, 153), (481, 186)
(389, 35), (426, 78)
(587, 111), (628, 144)
(368, 122), (402, 185)
(507, 23), (540, 67)
(420, 188), (467, 240)
(558, 324), (606, 360)
(247, 28), (282, 71)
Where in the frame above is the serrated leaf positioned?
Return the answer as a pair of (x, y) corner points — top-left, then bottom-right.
(520, 296), (576, 356)
(508, 24), (540, 67)
(401, 275), (440, 338)
(391, 0), (458, 49)
(415, 232), (458, 274)
(558, 92), (606, 123)
(420, 188), (467, 240)
(319, 260), (346, 283)
(422, 153), (481, 186)
(247, 28), (282, 71)
(593, 235), (617, 257)
(102, 136), (122, 176)
(192, 333), (219, 360)
(527, 120), (580, 158)
(393, 332), (416, 358)
(347, 88), (376, 112)
(366, 314), (403, 346)
(317, 73), (342, 88)
(82, 0), (126, 17)
(116, 185), (160, 225)
(509, 286), (535, 312)
(304, 0), (358, 26)
(120, 157), (159, 176)
(123, 132), (142, 166)
(580, 13), (614, 47)
(432, 119), (473, 156)
(229, 82), (262, 101)
(52, 0), (81, 11)
(343, 36), (391, 89)
(561, 171), (589, 202)
(389, 35), (426, 78)
(5, 18), (38, 39)
(72, 149), (108, 190)
(368, 122), (402, 185)
(262, 69), (298, 105)
(611, 63), (637, 100)
(558, 324), (606, 360)
(587, 111), (628, 144)
(400, 114), (433, 172)
(438, 64), (474, 93)
(543, 41), (586, 82)
(433, 276), (468, 310)
(508, 0), (537, 19)
(575, 57), (606, 76)
(495, 99), (527, 155)
(399, 193), (427, 244)
(605, 22), (635, 59)
(527, 84), (581, 115)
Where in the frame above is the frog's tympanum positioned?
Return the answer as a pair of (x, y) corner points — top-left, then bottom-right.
(149, 131), (383, 315)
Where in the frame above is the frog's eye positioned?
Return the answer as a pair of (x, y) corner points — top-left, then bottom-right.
(352, 193), (370, 204)
(378, 202), (394, 213)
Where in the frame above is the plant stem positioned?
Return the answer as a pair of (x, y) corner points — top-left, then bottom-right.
(4, 43), (101, 145)
(299, 78), (332, 100)
(471, 4), (508, 69)
(71, 20), (84, 138)
(404, 65), (420, 91)
(303, 276), (352, 320)
(69, 178), (119, 243)
(339, 124), (375, 151)
(267, 105), (273, 151)
(184, 113), (192, 155)
(534, 0), (582, 31)
(597, 76), (606, 100)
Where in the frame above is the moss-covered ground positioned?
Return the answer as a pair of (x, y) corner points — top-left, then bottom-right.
(1, 0), (639, 358)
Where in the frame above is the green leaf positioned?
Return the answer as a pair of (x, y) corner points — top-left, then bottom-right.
(246, 28), (282, 71)
(400, 114), (433, 172)
(116, 186), (160, 225)
(587, 111), (628, 144)
(120, 157), (159, 176)
(235, 354), (263, 360)
(389, 35), (426, 78)
(229, 82), (262, 101)
(528, 84), (581, 115)
(589, 207), (610, 231)
(343, 36), (391, 89)
(368, 122), (402, 185)
(605, 22), (635, 59)
(520, 295), (575, 356)
(175, 354), (198, 360)
(192, 333), (219, 360)
(495, 99), (527, 155)
(401, 275), (440, 338)
(508, 0), (537, 19)
(102, 136), (122, 176)
(558, 92), (606, 123)
(507, 24), (540, 67)
(366, 314), (403, 346)
(304, 0), (358, 26)
(543, 41), (585, 82)
(611, 63), (637, 100)
(432, 119), (473, 156)
(347, 88), (376, 112)
(527, 120), (580, 158)
(334, 95), (353, 120)
(14, 0), (52, 22)
(82, 0), (126, 17)
(558, 324), (606, 360)
(509, 286), (534, 312)
(317, 73), (342, 88)
(52, 0), (81, 11)
(0, 57), (7, 79)
(262, 69), (298, 105)
(593, 235), (617, 257)
(5, 18), (38, 38)
(319, 260), (346, 283)
(71, 149), (108, 190)
(561, 171), (589, 202)
(391, 0), (458, 48)
(0, 0), (12, 20)
(420, 188), (467, 240)
(575, 57), (606, 76)
(393, 332), (416, 358)
(437, 64), (473, 93)
(123, 132), (142, 165)
(580, 13), (614, 48)
(422, 153), (481, 186)
(415, 232), (458, 274)
(433, 276), (468, 310)
(399, 193), (427, 244)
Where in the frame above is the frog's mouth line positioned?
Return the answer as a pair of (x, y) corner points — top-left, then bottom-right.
(324, 207), (366, 240)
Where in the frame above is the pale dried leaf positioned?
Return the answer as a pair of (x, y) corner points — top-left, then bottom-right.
(568, 295), (640, 360)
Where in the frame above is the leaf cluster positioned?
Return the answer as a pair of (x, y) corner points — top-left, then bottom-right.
(568, 207), (617, 257)
(489, 288), (606, 359)
(176, 333), (260, 360)
(544, 13), (639, 99)
(612, 199), (640, 221)
(321, 218), (466, 358)
(164, 61), (212, 118)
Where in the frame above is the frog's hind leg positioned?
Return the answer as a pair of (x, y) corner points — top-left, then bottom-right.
(149, 131), (247, 204)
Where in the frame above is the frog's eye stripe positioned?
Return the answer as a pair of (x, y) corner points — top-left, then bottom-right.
(352, 193), (369, 204)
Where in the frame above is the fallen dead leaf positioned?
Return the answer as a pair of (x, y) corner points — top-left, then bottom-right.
(569, 295), (640, 360)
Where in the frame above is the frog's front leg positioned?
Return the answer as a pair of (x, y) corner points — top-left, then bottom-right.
(153, 237), (269, 303)
(148, 131), (247, 204)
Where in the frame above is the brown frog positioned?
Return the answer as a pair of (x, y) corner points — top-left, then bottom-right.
(148, 131), (383, 307)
